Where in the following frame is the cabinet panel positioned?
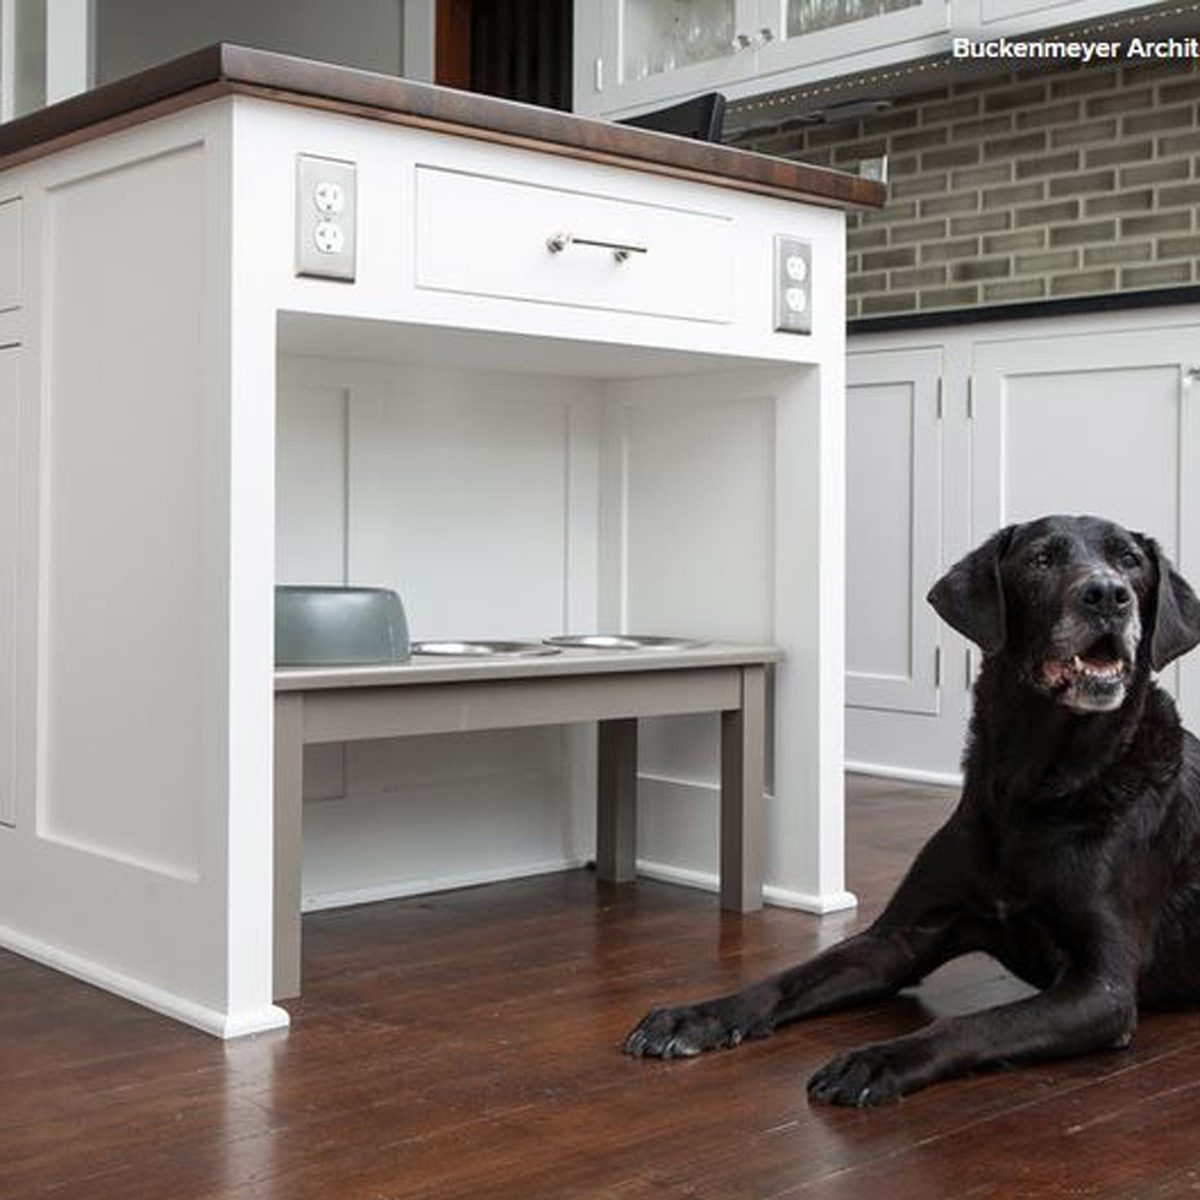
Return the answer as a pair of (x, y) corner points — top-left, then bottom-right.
(345, 370), (576, 642)
(0, 199), (19, 312)
(0, 347), (16, 827)
(622, 391), (776, 642)
(40, 145), (209, 878)
(972, 327), (1200, 724)
(276, 383), (348, 586)
(846, 348), (941, 715)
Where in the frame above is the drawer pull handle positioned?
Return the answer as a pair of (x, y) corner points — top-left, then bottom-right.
(546, 232), (648, 264)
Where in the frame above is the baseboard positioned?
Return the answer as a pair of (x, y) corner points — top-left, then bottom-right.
(0, 921), (290, 1039)
(303, 855), (589, 912)
(635, 858), (858, 914)
(846, 760), (964, 788)
(767, 887), (859, 914)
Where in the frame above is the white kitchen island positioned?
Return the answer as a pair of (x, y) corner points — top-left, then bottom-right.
(0, 45), (883, 1036)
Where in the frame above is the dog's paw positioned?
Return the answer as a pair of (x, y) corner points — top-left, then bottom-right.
(624, 1001), (770, 1059)
(807, 1040), (931, 1107)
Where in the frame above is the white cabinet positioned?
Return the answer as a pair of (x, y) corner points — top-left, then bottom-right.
(576, 0), (949, 116)
(0, 64), (858, 1036)
(575, 0), (1151, 118)
(846, 347), (941, 716)
(971, 327), (1200, 717)
(846, 310), (1200, 784)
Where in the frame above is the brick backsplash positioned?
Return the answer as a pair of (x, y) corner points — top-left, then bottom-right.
(734, 59), (1200, 319)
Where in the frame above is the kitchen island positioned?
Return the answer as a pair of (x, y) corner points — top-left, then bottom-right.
(0, 45), (883, 1035)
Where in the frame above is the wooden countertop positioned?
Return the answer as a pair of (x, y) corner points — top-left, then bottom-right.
(276, 641), (782, 691)
(0, 43), (885, 210)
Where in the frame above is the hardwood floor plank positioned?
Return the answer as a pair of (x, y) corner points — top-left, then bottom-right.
(7, 776), (1200, 1198)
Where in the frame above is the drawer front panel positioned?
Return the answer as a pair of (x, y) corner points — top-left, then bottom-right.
(415, 167), (734, 324)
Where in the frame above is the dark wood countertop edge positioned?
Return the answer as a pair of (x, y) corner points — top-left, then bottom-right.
(0, 42), (886, 211)
(848, 285), (1200, 336)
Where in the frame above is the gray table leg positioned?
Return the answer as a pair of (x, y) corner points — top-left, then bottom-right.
(720, 665), (765, 912)
(597, 717), (638, 883)
(273, 693), (305, 999)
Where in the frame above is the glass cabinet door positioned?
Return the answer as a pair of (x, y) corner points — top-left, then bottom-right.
(620, 0), (737, 84)
(610, 0), (762, 107)
(783, 0), (924, 40)
(756, 0), (949, 79)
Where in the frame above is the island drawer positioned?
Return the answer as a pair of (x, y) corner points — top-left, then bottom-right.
(414, 166), (734, 324)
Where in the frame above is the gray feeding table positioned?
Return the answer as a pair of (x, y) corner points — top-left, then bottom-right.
(273, 642), (781, 998)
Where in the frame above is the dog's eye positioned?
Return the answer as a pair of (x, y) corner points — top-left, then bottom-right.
(1031, 550), (1053, 569)
(1120, 550), (1140, 569)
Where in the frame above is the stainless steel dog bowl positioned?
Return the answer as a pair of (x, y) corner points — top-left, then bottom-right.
(411, 639), (561, 658)
(275, 586), (410, 666)
(543, 634), (706, 651)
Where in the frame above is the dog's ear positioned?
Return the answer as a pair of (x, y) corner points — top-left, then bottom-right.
(926, 526), (1015, 655)
(1135, 534), (1200, 671)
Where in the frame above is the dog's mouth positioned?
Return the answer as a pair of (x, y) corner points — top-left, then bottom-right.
(1039, 632), (1131, 712)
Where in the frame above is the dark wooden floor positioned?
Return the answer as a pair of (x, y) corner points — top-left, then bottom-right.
(10, 776), (1200, 1198)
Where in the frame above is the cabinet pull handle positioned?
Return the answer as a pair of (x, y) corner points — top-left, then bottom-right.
(546, 232), (648, 264)
(1184, 366), (1200, 385)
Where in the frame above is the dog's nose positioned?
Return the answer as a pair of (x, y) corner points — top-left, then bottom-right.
(1081, 573), (1132, 615)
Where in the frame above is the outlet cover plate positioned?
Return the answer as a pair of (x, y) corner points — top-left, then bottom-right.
(773, 236), (812, 335)
(296, 155), (357, 281)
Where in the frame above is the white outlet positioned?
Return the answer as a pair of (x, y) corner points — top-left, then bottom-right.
(773, 236), (812, 335)
(296, 155), (356, 281)
(313, 181), (345, 215)
(314, 220), (344, 254)
(785, 254), (808, 283)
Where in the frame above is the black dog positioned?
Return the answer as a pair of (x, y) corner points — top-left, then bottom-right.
(625, 515), (1200, 1105)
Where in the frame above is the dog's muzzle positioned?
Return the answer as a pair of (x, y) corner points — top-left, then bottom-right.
(1038, 571), (1140, 713)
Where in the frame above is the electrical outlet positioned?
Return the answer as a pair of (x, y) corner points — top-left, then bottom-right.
(773, 235), (812, 335)
(296, 155), (356, 281)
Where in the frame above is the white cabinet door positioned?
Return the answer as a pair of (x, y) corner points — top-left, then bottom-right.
(972, 326), (1200, 728)
(0, 345), (16, 826)
(846, 347), (942, 715)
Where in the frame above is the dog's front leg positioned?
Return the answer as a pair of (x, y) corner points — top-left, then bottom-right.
(626, 819), (973, 1059)
(625, 924), (956, 1059)
(807, 970), (1137, 1107)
